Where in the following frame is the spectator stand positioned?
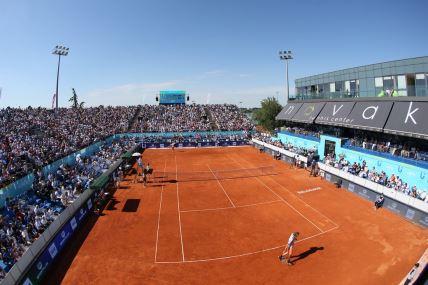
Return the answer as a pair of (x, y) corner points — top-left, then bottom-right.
(0, 136), (117, 207)
(254, 138), (428, 227)
(0, 147), (128, 285)
(344, 141), (428, 170)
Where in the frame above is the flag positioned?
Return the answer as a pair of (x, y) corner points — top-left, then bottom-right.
(52, 93), (57, 109)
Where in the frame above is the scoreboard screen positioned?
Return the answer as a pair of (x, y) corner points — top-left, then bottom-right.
(159, 90), (186, 104)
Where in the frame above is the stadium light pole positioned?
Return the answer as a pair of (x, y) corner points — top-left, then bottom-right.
(52, 45), (69, 112)
(279, 50), (293, 103)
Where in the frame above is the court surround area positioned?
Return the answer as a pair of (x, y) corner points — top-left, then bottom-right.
(49, 147), (427, 285)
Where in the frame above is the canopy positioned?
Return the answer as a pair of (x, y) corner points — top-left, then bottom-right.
(383, 101), (428, 139)
(342, 101), (393, 131)
(315, 102), (355, 126)
(275, 103), (303, 121)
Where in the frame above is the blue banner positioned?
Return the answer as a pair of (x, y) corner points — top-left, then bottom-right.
(141, 141), (247, 149)
(21, 196), (94, 285)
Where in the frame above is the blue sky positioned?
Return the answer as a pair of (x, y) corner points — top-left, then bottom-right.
(0, 0), (427, 108)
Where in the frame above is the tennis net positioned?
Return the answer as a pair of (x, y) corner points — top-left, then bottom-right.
(152, 165), (276, 182)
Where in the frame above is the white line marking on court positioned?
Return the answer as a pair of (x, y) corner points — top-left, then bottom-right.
(231, 153), (340, 228)
(154, 226), (339, 264)
(268, 178), (339, 228)
(207, 164), (236, 208)
(255, 177), (324, 233)
(180, 200), (282, 213)
(154, 161), (167, 262)
(229, 155), (325, 233)
(175, 154), (185, 261)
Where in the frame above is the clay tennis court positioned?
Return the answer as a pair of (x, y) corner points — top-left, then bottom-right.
(50, 147), (427, 284)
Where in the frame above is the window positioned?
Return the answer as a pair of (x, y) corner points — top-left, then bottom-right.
(397, 75), (406, 89)
(416, 73), (427, 97)
(375, 77), (383, 87)
(335, 81), (343, 92)
(383, 76), (394, 90)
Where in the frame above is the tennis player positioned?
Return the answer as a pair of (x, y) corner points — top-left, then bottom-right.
(279, 232), (299, 264)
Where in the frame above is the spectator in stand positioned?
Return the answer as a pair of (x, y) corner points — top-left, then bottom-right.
(0, 138), (135, 278)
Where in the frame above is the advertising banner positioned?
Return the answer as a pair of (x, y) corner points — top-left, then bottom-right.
(21, 196), (94, 285)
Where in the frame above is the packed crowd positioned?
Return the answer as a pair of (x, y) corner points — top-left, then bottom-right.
(253, 133), (316, 157)
(137, 104), (254, 133)
(137, 105), (211, 132)
(281, 127), (324, 138)
(324, 154), (427, 202)
(209, 104), (254, 131)
(0, 106), (138, 189)
(0, 138), (136, 276)
(1, 104), (253, 190)
(253, 131), (427, 202)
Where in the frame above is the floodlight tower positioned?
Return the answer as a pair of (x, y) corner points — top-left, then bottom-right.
(279, 50), (293, 102)
(52, 45), (69, 112)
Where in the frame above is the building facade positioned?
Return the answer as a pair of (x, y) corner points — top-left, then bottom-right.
(294, 56), (428, 100)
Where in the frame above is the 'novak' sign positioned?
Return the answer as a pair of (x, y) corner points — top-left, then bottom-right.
(315, 102), (355, 126)
(384, 101), (428, 139)
(342, 101), (393, 131)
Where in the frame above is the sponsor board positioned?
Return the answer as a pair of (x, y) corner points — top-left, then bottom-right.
(419, 215), (428, 227)
(48, 243), (58, 259)
(70, 217), (77, 230)
(87, 198), (93, 210)
(143, 141), (247, 148)
(322, 170), (428, 228)
(386, 201), (402, 214)
(357, 188), (372, 200)
(405, 209), (416, 220)
(22, 193), (97, 285)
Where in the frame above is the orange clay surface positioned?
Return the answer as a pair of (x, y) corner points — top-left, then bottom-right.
(55, 147), (426, 284)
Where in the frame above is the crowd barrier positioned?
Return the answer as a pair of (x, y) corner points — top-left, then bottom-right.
(0, 158), (122, 285)
(251, 139), (308, 164)
(0, 137), (116, 206)
(251, 139), (428, 228)
(319, 163), (428, 227)
(141, 140), (248, 149)
(114, 130), (248, 138)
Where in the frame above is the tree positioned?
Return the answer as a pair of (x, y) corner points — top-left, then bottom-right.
(254, 97), (282, 131)
(69, 88), (84, 109)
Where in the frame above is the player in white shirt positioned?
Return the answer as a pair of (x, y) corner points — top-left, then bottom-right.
(279, 232), (299, 264)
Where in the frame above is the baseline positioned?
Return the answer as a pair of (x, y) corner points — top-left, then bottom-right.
(154, 226), (338, 264)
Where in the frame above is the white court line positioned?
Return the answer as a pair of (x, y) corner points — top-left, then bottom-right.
(154, 226), (339, 264)
(255, 177), (324, 233)
(180, 200), (282, 213)
(207, 164), (236, 208)
(154, 161), (167, 262)
(231, 153), (339, 228)
(175, 154), (185, 261)
(268, 178), (339, 228)
(229, 155), (324, 233)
